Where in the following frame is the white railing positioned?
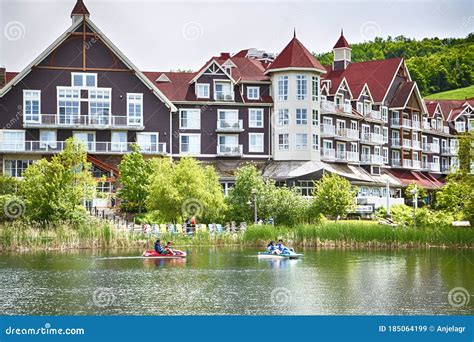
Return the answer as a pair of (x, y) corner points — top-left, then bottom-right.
(347, 151), (359, 162)
(429, 162), (440, 172)
(321, 124), (336, 136)
(412, 160), (421, 169)
(402, 139), (412, 149)
(422, 143), (440, 153)
(367, 110), (381, 120)
(402, 118), (412, 128)
(336, 128), (359, 140)
(391, 118), (401, 127)
(392, 158), (401, 167)
(423, 122), (430, 130)
(391, 138), (401, 148)
(343, 104), (352, 114)
(403, 159), (413, 168)
(441, 164), (451, 173)
(443, 126), (450, 134)
(412, 140), (421, 150)
(0, 140), (167, 154)
(321, 148), (335, 159)
(321, 100), (336, 113)
(361, 154), (383, 164)
(361, 133), (383, 144)
(336, 151), (347, 161)
(412, 121), (421, 130)
(216, 119), (243, 131)
(24, 114), (142, 128)
(441, 146), (457, 155)
(214, 91), (234, 101)
(217, 144), (243, 156)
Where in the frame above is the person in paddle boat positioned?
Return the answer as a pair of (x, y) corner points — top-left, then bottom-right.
(154, 239), (165, 254)
(266, 241), (276, 253)
(164, 241), (175, 255)
(276, 239), (290, 254)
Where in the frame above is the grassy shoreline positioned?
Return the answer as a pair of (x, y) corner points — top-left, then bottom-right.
(0, 220), (473, 252)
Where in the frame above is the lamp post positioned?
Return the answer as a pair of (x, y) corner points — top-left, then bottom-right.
(251, 188), (257, 224)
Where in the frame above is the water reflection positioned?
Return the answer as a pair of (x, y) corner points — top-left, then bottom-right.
(0, 247), (472, 316)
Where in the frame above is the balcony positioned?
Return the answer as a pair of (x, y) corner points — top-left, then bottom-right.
(412, 140), (422, 150)
(361, 154), (384, 165)
(401, 159), (421, 169)
(441, 164), (451, 173)
(216, 119), (243, 132)
(422, 143), (440, 154)
(391, 118), (411, 129)
(342, 104), (352, 114)
(23, 114), (144, 130)
(347, 151), (359, 162)
(360, 133), (383, 145)
(402, 138), (412, 149)
(335, 128), (359, 141)
(321, 148), (336, 160)
(391, 138), (402, 148)
(321, 100), (336, 114)
(0, 141), (167, 154)
(217, 144), (243, 157)
(321, 124), (336, 137)
(366, 110), (382, 121)
(441, 146), (457, 156)
(429, 162), (440, 172)
(214, 91), (234, 102)
(412, 121), (421, 130)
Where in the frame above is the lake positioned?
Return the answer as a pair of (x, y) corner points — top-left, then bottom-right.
(0, 247), (473, 315)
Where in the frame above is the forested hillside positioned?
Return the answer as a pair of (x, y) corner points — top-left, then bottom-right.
(315, 34), (473, 96)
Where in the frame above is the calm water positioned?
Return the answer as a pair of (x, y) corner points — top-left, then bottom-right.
(0, 247), (473, 315)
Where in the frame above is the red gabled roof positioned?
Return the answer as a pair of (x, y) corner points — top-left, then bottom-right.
(323, 57), (403, 102)
(71, 0), (90, 17)
(143, 71), (196, 101)
(266, 37), (325, 73)
(333, 30), (350, 49)
(390, 81), (415, 108)
(425, 102), (440, 118)
(425, 100), (474, 121)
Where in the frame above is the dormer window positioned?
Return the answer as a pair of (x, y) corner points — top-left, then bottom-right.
(196, 83), (210, 99)
(214, 81), (233, 101)
(247, 87), (260, 100)
(72, 72), (97, 88)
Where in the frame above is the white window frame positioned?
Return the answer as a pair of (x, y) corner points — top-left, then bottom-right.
(179, 109), (201, 129)
(381, 106), (388, 122)
(23, 90), (41, 124)
(127, 93), (143, 126)
(277, 76), (288, 101)
(89, 88), (111, 125)
(277, 109), (289, 126)
(57, 87), (80, 124)
(296, 108), (308, 125)
(247, 87), (260, 100)
(312, 76), (319, 102)
(296, 75), (308, 100)
(3, 159), (34, 178)
(278, 133), (289, 150)
(312, 134), (319, 151)
(0, 129), (25, 151)
(249, 133), (264, 153)
(249, 108), (264, 128)
(312, 109), (319, 126)
(137, 132), (159, 152)
(383, 127), (389, 143)
(179, 133), (201, 155)
(295, 133), (308, 150)
(71, 72), (97, 88)
(111, 131), (127, 152)
(196, 83), (210, 99)
(39, 130), (57, 148)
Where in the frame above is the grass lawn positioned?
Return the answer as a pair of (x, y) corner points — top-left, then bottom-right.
(425, 85), (474, 100)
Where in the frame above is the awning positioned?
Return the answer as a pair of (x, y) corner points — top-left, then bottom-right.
(385, 169), (445, 189)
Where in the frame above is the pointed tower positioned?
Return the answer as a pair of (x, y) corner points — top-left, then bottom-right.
(266, 33), (326, 162)
(71, 0), (90, 24)
(332, 29), (351, 71)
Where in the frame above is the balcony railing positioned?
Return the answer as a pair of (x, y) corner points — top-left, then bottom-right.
(360, 133), (383, 145)
(216, 119), (243, 132)
(0, 140), (167, 154)
(217, 144), (243, 156)
(441, 146), (457, 155)
(342, 104), (352, 114)
(214, 91), (234, 101)
(412, 140), (422, 150)
(321, 100), (336, 113)
(402, 138), (412, 149)
(441, 164), (451, 173)
(391, 138), (401, 148)
(361, 154), (384, 164)
(321, 148), (335, 159)
(392, 158), (401, 167)
(422, 143), (440, 153)
(367, 110), (382, 121)
(391, 118), (412, 129)
(401, 159), (421, 169)
(412, 121), (421, 130)
(429, 162), (440, 172)
(347, 151), (359, 162)
(321, 124), (336, 136)
(336, 128), (359, 140)
(24, 114), (143, 129)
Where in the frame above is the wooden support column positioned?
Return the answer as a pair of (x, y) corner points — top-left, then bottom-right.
(82, 17), (86, 71)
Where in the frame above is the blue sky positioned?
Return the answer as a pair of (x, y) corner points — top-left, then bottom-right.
(1, 0), (473, 72)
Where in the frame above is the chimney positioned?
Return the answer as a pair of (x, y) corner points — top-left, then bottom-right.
(220, 52), (231, 60)
(0, 68), (6, 89)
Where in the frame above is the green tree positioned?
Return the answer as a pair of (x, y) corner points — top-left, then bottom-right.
(0, 175), (19, 195)
(20, 138), (96, 221)
(146, 157), (226, 223)
(117, 145), (154, 213)
(311, 173), (356, 221)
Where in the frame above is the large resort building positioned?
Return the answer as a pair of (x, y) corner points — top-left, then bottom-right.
(0, 0), (472, 213)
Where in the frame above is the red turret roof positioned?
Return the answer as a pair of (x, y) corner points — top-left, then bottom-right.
(71, 0), (90, 18)
(333, 30), (350, 49)
(266, 37), (326, 73)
